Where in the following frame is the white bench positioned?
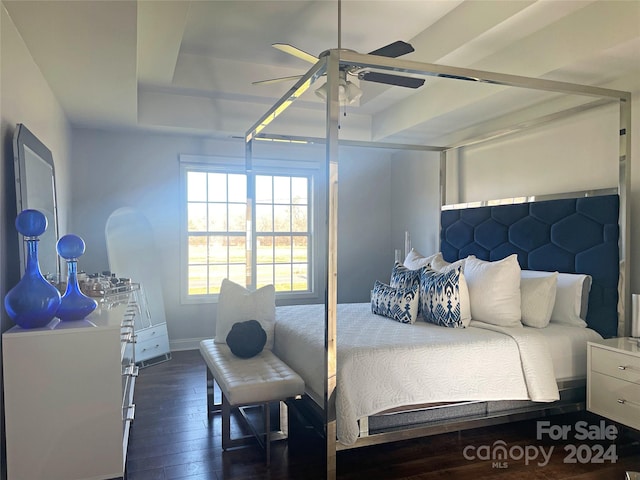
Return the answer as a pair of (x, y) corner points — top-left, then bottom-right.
(199, 339), (304, 465)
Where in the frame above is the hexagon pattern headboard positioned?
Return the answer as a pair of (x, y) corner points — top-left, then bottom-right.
(440, 194), (619, 338)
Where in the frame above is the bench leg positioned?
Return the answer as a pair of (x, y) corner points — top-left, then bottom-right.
(206, 368), (221, 418)
(264, 402), (271, 467)
(222, 391), (232, 450)
(221, 395), (272, 465)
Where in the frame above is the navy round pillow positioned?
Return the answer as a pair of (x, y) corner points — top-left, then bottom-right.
(226, 320), (267, 358)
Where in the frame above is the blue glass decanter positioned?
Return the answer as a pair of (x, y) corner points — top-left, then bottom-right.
(4, 209), (61, 328)
(56, 234), (97, 321)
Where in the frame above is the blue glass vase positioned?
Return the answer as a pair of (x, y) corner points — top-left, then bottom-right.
(56, 234), (97, 321)
(4, 209), (61, 328)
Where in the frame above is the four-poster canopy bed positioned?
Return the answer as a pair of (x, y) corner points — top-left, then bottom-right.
(243, 49), (632, 478)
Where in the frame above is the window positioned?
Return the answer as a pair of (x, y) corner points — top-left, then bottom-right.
(255, 175), (310, 292)
(184, 168), (312, 299)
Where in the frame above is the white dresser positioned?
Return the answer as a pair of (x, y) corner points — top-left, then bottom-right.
(587, 337), (640, 431)
(2, 290), (139, 480)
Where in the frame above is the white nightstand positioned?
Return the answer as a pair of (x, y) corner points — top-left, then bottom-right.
(587, 337), (640, 431)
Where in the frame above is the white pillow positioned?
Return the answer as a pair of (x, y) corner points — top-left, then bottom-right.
(463, 254), (522, 327)
(520, 272), (558, 328)
(430, 252), (453, 271)
(215, 279), (276, 349)
(430, 253), (470, 272)
(521, 271), (591, 327)
(430, 256), (472, 326)
(403, 248), (439, 270)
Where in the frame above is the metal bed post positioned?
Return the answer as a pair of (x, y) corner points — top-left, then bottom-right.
(324, 49), (340, 480)
(245, 137), (254, 289)
(438, 150), (447, 245)
(619, 94), (632, 337)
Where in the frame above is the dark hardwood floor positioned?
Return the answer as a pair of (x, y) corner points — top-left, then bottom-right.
(126, 350), (640, 480)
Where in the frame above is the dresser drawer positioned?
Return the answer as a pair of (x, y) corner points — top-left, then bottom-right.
(136, 330), (170, 362)
(136, 325), (166, 343)
(588, 371), (640, 430)
(590, 346), (640, 384)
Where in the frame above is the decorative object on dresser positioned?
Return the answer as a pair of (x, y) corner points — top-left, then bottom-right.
(55, 233), (98, 321)
(4, 209), (61, 328)
(2, 288), (139, 480)
(105, 207), (171, 367)
(587, 338), (640, 431)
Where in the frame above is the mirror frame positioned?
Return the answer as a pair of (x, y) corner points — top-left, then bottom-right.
(13, 123), (60, 280)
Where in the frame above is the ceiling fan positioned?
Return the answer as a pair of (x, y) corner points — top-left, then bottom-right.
(253, 40), (425, 103)
(252, 0), (424, 103)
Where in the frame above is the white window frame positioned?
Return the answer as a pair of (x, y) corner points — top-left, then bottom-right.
(179, 154), (322, 305)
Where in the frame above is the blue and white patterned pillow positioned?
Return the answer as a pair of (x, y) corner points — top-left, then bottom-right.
(419, 267), (464, 328)
(371, 280), (419, 324)
(390, 262), (421, 290)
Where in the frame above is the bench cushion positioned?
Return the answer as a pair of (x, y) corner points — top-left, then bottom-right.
(200, 339), (304, 405)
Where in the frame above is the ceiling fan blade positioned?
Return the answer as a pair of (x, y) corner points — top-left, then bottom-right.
(252, 75), (304, 86)
(368, 40), (414, 58)
(272, 43), (318, 64)
(360, 71), (425, 89)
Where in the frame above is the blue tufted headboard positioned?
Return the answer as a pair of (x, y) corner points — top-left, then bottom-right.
(440, 194), (619, 338)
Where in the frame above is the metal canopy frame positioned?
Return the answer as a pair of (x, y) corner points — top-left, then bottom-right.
(245, 50), (631, 479)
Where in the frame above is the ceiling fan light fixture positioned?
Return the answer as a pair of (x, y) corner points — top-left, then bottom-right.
(314, 83), (328, 101)
(315, 76), (362, 105)
(345, 80), (362, 104)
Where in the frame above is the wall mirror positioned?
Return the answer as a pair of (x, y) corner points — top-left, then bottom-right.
(13, 123), (60, 279)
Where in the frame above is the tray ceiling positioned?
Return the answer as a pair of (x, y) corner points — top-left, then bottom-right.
(4, 0), (639, 145)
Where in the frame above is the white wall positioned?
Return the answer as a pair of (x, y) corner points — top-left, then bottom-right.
(337, 145), (393, 303)
(390, 150), (442, 259)
(70, 128), (396, 347)
(1, 5), (73, 479)
(1, 4), (73, 301)
(449, 104), (620, 203)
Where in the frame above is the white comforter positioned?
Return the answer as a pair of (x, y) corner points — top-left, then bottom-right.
(274, 303), (559, 446)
